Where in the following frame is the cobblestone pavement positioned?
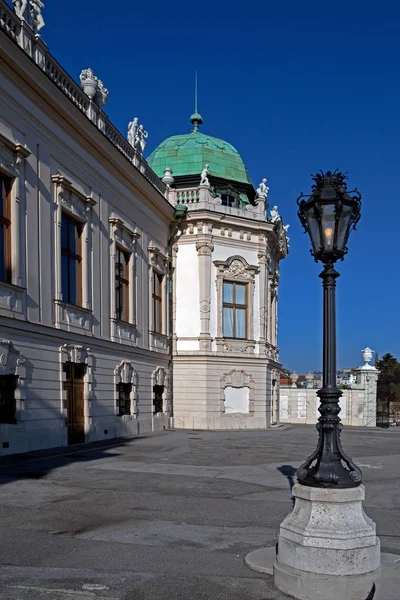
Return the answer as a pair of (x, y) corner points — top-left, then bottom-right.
(0, 425), (399, 599)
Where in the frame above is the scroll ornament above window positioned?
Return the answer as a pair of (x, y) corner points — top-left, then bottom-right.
(0, 340), (25, 375)
(214, 256), (259, 282)
(52, 173), (96, 219)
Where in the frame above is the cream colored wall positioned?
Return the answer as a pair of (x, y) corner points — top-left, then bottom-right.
(279, 369), (378, 428)
(0, 36), (174, 455)
(175, 243), (201, 349)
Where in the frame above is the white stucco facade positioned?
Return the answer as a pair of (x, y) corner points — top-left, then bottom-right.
(170, 192), (287, 430)
(0, 0), (291, 453)
(0, 4), (174, 455)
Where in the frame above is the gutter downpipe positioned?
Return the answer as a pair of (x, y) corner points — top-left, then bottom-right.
(167, 204), (188, 430)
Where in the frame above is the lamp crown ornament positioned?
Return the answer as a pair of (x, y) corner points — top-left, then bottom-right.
(311, 169), (348, 191)
(297, 170), (361, 264)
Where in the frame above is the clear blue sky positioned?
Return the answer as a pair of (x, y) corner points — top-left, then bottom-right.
(24, 0), (400, 372)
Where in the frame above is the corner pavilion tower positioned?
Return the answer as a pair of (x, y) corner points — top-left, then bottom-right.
(148, 113), (288, 429)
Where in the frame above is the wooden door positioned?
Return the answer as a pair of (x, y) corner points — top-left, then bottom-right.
(63, 362), (86, 444)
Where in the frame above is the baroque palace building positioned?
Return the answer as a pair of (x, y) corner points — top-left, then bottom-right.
(0, 0), (288, 454)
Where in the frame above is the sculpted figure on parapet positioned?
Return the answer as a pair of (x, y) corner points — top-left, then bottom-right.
(12, 0), (27, 18)
(134, 124), (148, 155)
(13, 0), (45, 33)
(200, 164), (210, 186)
(270, 205), (281, 223)
(30, 0), (45, 32)
(256, 178), (269, 199)
(127, 119), (148, 155)
(127, 118), (139, 147)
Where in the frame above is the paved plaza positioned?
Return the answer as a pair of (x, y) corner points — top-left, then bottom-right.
(0, 425), (399, 599)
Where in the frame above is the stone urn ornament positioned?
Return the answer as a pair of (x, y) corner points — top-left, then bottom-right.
(361, 347), (374, 367)
(162, 168), (174, 186)
(79, 69), (98, 100)
(290, 371), (299, 388)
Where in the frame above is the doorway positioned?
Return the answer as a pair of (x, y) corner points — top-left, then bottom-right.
(153, 385), (164, 414)
(63, 362), (86, 444)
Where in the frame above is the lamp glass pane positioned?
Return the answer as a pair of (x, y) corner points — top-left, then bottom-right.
(321, 203), (336, 251)
(305, 207), (321, 252)
(336, 204), (353, 251)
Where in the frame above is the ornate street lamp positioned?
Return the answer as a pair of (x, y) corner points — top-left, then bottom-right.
(297, 170), (362, 487)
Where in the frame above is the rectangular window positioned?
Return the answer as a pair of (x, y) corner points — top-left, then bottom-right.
(223, 281), (247, 339)
(152, 272), (163, 334)
(221, 194), (235, 207)
(115, 247), (130, 321)
(0, 375), (18, 424)
(61, 213), (82, 305)
(117, 382), (132, 416)
(0, 174), (12, 283)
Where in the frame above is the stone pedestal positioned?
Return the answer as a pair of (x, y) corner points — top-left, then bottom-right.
(273, 483), (380, 600)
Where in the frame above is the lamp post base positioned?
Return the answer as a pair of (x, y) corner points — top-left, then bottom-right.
(273, 483), (380, 600)
(274, 558), (378, 600)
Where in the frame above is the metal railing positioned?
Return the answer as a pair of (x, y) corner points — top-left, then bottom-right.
(0, 0), (166, 197)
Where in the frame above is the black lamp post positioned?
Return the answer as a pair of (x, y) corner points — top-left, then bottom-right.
(297, 170), (362, 488)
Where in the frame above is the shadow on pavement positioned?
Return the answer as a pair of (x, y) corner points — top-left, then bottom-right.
(0, 436), (150, 487)
(277, 464), (297, 507)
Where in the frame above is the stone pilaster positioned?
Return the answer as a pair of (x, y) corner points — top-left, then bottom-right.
(196, 236), (214, 351)
(171, 243), (179, 354)
(355, 366), (379, 427)
(257, 249), (269, 344)
(268, 270), (279, 347)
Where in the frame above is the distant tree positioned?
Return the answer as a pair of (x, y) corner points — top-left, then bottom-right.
(376, 353), (399, 374)
(281, 367), (291, 377)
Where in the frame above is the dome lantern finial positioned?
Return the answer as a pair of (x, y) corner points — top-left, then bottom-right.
(190, 70), (203, 132)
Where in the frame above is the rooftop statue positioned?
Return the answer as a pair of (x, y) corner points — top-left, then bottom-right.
(12, 0), (27, 18)
(134, 124), (148, 155)
(283, 224), (290, 248)
(200, 164), (210, 186)
(95, 80), (109, 109)
(13, 0), (45, 33)
(30, 0), (45, 33)
(270, 205), (281, 223)
(256, 178), (269, 199)
(127, 118), (139, 147)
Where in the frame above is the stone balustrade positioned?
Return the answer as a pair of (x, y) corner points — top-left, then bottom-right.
(176, 189), (200, 204)
(0, 0), (166, 197)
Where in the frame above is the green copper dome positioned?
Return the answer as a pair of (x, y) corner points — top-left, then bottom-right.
(147, 123), (253, 186)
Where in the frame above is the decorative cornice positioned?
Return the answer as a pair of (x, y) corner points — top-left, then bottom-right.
(0, 132), (31, 162)
(52, 173), (96, 208)
(109, 215), (141, 240)
(61, 343), (90, 364)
